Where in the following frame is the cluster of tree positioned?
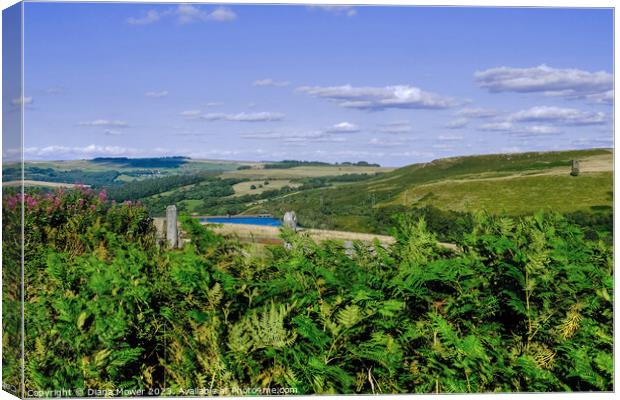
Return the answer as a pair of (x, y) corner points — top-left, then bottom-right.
(139, 178), (244, 215)
(105, 174), (211, 202)
(91, 156), (189, 169)
(121, 169), (163, 177)
(3, 188), (613, 395)
(3, 166), (120, 187)
(339, 161), (381, 167)
(194, 186), (295, 216)
(263, 160), (333, 169)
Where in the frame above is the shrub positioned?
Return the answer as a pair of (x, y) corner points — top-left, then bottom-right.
(2, 189), (613, 394)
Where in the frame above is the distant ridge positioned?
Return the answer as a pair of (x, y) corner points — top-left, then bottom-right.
(90, 156), (190, 169)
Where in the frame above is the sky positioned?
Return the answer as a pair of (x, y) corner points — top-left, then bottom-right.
(10, 2), (615, 166)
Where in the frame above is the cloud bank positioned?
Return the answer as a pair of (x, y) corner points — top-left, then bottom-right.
(475, 64), (613, 104)
(201, 112), (285, 122)
(297, 84), (458, 110)
(253, 78), (290, 87)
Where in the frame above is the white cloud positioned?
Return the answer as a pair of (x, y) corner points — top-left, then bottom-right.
(145, 90), (168, 98)
(127, 5), (236, 26)
(284, 135), (347, 145)
(205, 6), (237, 22)
(297, 84), (458, 110)
(241, 130), (338, 144)
(475, 64), (613, 104)
(308, 6), (357, 17)
(103, 129), (122, 136)
(456, 107), (498, 118)
(202, 112), (285, 122)
(11, 96), (33, 106)
(478, 121), (515, 132)
(478, 121), (560, 135)
(180, 104), (224, 118)
(24, 144), (144, 159)
(520, 125), (561, 134)
(240, 131), (282, 140)
(176, 4), (215, 24)
(325, 122), (360, 133)
(127, 9), (161, 25)
(570, 137), (613, 147)
(241, 127), (355, 144)
(508, 106), (606, 126)
(181, 110), (202, 118)
(584, 90), (614, 104)
(175, 5), (237, 24)
(476, 105), (606, 135)
(445, 118), (469, 129)
(253, 78), (290, 87)
(78, 119), (129, 128)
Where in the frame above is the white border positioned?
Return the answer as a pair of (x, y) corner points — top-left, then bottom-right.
(0, 1), (616, 400)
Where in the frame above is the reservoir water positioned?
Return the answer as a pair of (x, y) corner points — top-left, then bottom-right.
(201, 216), (282, 227)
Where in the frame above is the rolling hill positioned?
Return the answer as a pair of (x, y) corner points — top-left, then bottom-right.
(246, 148), (613, 233)
(4, 149), (612, 237)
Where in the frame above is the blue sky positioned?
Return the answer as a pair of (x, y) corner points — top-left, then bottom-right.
(16, 3), (614, 166)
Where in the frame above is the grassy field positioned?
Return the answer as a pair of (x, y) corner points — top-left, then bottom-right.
(231, 179), (300, 196)
(391, 171), (612, 215)
(247, 149), (613, 232)
(179, 199), (204, 213)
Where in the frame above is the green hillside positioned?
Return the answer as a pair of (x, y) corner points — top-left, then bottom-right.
(8, 149), (612, 238)
(247, 148), (613, 233)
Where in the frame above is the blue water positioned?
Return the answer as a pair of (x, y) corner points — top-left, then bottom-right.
(201, 217), (282, 227)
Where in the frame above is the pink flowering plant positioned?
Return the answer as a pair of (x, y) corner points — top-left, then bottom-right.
(3, 186), (155, 257)
(2, 186), (159, 391)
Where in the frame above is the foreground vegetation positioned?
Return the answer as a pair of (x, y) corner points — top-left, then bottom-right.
(2, 187), (613, 394)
